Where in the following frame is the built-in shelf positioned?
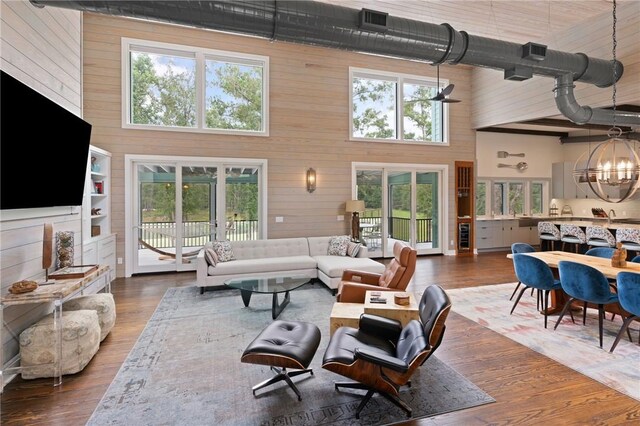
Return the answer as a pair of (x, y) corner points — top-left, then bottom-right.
(455, 161), (475, 256)
(82, 146), (116, 281)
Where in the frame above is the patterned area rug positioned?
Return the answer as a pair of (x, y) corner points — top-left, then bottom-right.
(88, 285), (494, 425)
(448, 283), (640, 401)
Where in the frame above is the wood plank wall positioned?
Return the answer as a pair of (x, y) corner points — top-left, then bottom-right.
(471, 1), (640, 128)
(0, 0), (83, 367)
(82, 13), (476, 278)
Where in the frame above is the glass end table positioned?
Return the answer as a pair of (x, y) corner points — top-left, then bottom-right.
(224, 275), (311, 319)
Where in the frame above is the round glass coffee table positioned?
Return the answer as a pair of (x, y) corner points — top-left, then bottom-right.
(224, 275), (311, 319)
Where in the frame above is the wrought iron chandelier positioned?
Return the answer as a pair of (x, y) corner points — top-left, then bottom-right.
(573, 0), (640, 203)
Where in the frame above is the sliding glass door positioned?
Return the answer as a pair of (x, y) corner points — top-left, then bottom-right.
(128, 156), (266, 275)
(355, 164), (444, 258)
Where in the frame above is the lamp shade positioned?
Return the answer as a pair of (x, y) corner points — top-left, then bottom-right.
(345, 200), (365, 212)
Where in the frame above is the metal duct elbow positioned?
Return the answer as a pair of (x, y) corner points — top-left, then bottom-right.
(554, 74), (640, 127)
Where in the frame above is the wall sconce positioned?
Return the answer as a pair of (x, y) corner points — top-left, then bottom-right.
(306, 168), (316, 193)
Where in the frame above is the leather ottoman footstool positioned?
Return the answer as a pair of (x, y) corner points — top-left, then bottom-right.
(241, 320), (321, 401)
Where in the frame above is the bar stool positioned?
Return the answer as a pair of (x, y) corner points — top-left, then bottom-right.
(586, 225), (616, 249)
(538, 222), (560, 251)
(560, 224), (587, 253)
(616, 228), (640, 259)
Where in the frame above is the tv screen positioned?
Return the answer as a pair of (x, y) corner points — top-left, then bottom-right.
(1, 71), (92, 210)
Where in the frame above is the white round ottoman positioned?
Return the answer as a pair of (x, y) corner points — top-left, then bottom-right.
(19, 310), (100, 379)
(63, 293), (116, 341)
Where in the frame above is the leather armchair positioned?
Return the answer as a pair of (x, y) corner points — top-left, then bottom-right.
(322, 285), (452, 419)
(337, 241), (417, 303)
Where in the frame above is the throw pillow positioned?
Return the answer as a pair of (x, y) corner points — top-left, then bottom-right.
(346, 241), (362, 258)
(328, 235), (350, 256)
(204, 248), (218, 266)
(212, 241), (234, 262)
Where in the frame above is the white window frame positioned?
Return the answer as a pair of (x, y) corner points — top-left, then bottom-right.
(122, 38), (269, 136)
(349, 67), (449, 146)
(476, 178), (550, 218)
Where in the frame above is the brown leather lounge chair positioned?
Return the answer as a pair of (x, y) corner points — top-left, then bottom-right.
(322, 285), (452, 419)
(336, 241), (417, 303)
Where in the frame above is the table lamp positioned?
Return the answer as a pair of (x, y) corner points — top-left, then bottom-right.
(345, 200), (365, 242)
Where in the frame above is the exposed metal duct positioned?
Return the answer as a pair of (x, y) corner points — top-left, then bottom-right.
(31, 0), (640, 127)
(554, 74), (639, 127)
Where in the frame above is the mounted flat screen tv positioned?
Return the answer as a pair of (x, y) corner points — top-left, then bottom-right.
(1, 71), (92, 210)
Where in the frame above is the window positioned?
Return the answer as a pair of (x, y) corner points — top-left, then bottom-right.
(475, 181), (487, 217)
(124, 38), (268, 135)
(508, 182), (524, 215)
(492, 182), (505, 216)
(531, 182), (543, 215)
(350, 69), (447, 144)
(477, 179), (549, 217)
(130, 50), (196, 128)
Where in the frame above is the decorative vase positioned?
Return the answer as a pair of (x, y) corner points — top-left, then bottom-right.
(56, 231), (74, 269)
(611, 242), (627, 268)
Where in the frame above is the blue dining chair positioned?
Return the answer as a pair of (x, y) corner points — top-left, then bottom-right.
(631, 255), (640, 263)
(509, 243), (536, 301)
(555, 261), (619, 348)
(610, 271), (640, 352)
(585, 247), (615, 258)
(511, 253), (562, 328)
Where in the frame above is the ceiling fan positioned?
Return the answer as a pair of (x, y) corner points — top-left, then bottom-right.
(429, 65), (461, 103)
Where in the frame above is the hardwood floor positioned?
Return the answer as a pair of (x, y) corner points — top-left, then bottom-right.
(2, 252), (639, 425)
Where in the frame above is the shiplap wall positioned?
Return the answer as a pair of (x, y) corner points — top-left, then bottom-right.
(82, 13), (476, 277)
(1, 0), (83, 367)
(471, 1), (640, 128)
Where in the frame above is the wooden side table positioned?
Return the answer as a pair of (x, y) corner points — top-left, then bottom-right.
(364, 291), (420, 326)
(329, 302), (363, 335)
(329, 291), (421, 336)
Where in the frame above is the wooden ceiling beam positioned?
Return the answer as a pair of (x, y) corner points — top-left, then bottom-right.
(476, 127), (568, 138)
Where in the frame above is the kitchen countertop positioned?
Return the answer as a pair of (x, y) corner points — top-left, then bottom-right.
(477, 216), (640, 229)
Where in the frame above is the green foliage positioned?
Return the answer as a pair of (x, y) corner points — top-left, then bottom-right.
(226, 183), (258, 220)
(352, 78), (395, 139)
(475, 183), (486, 216)
(403, 85), (436, 141)
(205, 63), (263, 130)
(131, 53), (196, 127)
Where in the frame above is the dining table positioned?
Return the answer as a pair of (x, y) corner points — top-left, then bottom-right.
(507, 251), (640, 315)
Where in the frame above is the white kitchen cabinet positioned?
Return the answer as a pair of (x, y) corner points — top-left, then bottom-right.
(476, 219), (541, 250)
(476, 220), (499, 249)
(553, 162), (593, 199)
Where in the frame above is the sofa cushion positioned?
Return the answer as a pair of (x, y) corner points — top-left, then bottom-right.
(204, 248), (218, 266)
(231, 238), (310, 260)
(208, 256), (317, 276)
(314, 255), (385, 278)
(346, 241), (362, 257)
(328, 235), (350, 256)
(212, 241), (234, 262)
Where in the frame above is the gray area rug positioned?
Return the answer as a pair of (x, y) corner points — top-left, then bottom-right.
(88, 285), (494, 425)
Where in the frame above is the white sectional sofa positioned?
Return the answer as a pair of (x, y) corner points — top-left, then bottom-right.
(196, 236), (385, 293)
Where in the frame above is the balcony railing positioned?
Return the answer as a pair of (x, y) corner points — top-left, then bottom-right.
(138, 220), (258, 249)
(361, 216), (433, 243)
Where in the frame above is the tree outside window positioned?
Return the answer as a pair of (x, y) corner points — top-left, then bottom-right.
(126, 40), (268, 134)
(508, 182), (524, 215)
(476, 182), (487, 216)
(131, 52), (196, 127)
(352, 77), (396, 139)
(205, 61), (263, 131)
(351, 69), (445, 143)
